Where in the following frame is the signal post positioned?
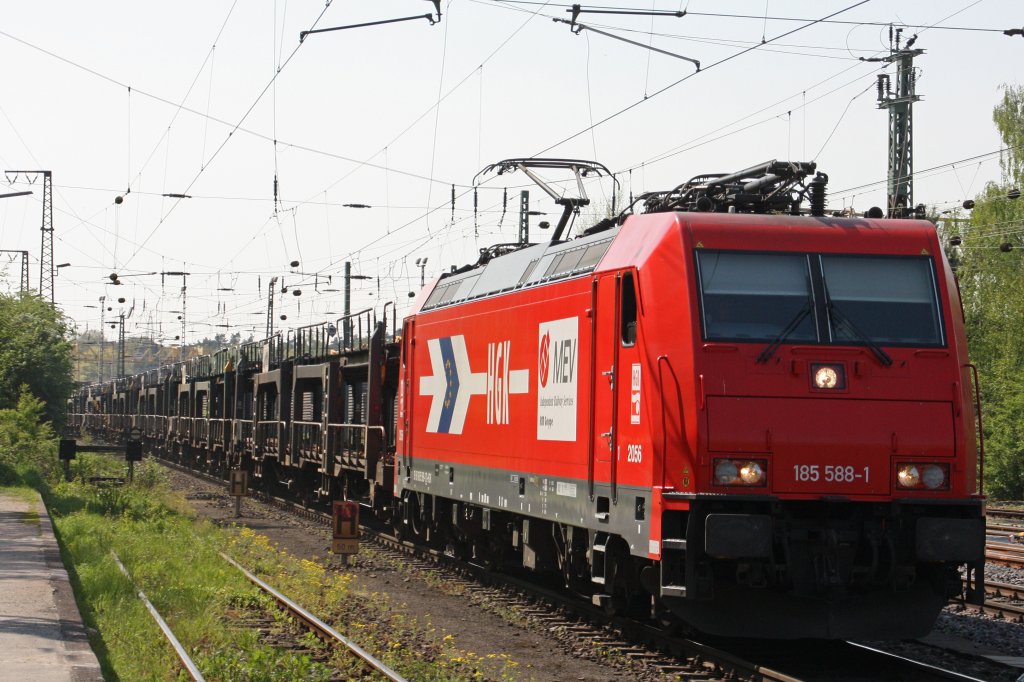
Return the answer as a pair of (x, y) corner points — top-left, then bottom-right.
(332, 500), (360, 567)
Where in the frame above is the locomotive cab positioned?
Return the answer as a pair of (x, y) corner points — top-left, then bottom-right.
(616, 210), (987, 638)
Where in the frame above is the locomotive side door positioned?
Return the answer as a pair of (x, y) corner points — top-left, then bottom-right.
(399, 318), (415, 483)
(590, 272), (621, 505)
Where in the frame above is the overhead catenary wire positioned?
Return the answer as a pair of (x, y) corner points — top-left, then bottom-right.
(0, 25), (453, 191)
(123, 1), (338, 267)
(830, 145), (1024, 198)
(490, 1), (1007, 33)
(11, 0), (1010, 342)
(528, 0), (872, 157)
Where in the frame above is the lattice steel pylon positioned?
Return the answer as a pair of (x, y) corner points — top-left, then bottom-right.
(19, 249), (28, 292)
(875, 33), (923, 219)
(5, 170), (54, 302)
(0, 250), (29, 292)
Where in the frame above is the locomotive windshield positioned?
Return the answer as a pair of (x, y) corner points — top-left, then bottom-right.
(696, 250), (944, 347)
(697, 252), (817, 342)
(820, 255), (943, 345)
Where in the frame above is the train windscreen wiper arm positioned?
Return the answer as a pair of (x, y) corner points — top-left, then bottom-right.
(756, 301), (813, 364)
(828, 302), (893, 367)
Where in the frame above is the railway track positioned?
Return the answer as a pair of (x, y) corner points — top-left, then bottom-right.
(987, 508), (1024, 522)
(986, 542), (1024, 568)
(111, 551), (205, 681)
(987, 523), (1024, 535)
(154, 456), (994, 681)
(160, 459), (773, 680)
(954, 580), (1024, 624)
(220, 552), (406, 681)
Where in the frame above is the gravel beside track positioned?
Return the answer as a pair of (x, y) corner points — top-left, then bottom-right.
(160, 464), (635, 682)
(159, 462), (1024, 681)
(937, 563), (1024, 659)
(868, 562), (1024, 682)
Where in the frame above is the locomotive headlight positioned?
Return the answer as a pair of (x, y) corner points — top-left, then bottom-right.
(896, 462), (950, 490)
(897, 464), (921, 488)
(714, 458), (768, 487)
(810, 363), (846, 390)
(814, 366), (838, 388)
(739, 461), (764, 485)
(921, 464), (948, 490)
(714, 459), (739, 485)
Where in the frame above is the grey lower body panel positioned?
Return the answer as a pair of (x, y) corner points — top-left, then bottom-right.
(397, 457), (654, 557)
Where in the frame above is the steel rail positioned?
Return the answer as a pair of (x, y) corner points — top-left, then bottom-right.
(954, 579), (1024, 622)
(156, 456), (780, 681)
(984, 579), (1024, 601)
(987, 508), (1024, 520)
(987, 522), (1024, 534)
(111, 552), (205, 681)
(986, 542), (1024, 567)
(160, 456), (995, 682)
(957, 598), (1024, 623)
(845, 643), (987, 681)
(219, 552), (407, 682)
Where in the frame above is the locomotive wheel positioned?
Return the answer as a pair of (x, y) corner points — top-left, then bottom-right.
(602, 541), (634, 616)
(398, 491), (427, 541)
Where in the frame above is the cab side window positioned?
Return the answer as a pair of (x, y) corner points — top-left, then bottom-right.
(621, 272), (637, 346)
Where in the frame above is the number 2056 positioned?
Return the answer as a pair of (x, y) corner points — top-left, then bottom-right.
(793, 464), (869, 483)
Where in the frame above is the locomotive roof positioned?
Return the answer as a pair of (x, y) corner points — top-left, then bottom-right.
(417, 227), (619, 313)
(413, 211), (941, 315)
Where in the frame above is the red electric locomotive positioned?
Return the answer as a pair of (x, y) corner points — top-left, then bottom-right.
(395, 159), (985, 639)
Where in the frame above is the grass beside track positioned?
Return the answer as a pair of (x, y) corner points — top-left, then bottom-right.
(45, 454), (521, 681)
(47, 455), (338, 681)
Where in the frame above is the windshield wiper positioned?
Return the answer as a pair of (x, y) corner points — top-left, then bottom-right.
(825, 294), (893, 367)
(756, 300), (813, 364)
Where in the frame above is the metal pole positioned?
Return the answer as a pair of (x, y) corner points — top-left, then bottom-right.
(99, 296), (106, 383)
(118, 313), (126, 378)
(344, 261), (352, 348)
(266, 276), (278, 339)
(180, 273), (186, 354)
(42, 172), (53, 305)
(519, 190), (530, 245)
(875, 32), (923, 218)
(3, 171), (53, 302)
(0, 251), (30, 292)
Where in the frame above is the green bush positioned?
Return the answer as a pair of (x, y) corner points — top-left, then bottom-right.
(0, 386), (58, 486)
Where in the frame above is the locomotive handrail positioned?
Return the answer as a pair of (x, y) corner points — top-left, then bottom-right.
(587, 278), (598, 501)
(965, 363), (985, 496)
(610, 272), (622, 505)
(657, 354), (685, 490)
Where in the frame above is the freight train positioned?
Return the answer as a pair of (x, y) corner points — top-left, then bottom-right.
(68, 159), (986, 640)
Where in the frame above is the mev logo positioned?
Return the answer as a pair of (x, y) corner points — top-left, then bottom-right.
(539, 333), (551, 388)
(537, 318), (579, 442)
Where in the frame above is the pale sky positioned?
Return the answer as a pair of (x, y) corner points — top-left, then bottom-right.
(0, 0), (1020, 346)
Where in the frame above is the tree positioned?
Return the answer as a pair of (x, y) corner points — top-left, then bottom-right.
(957, 84), (1024, 498)
(0, 292), (73, 425)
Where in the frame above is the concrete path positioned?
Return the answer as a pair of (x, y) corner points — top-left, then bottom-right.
(0, 491), (103, 681)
